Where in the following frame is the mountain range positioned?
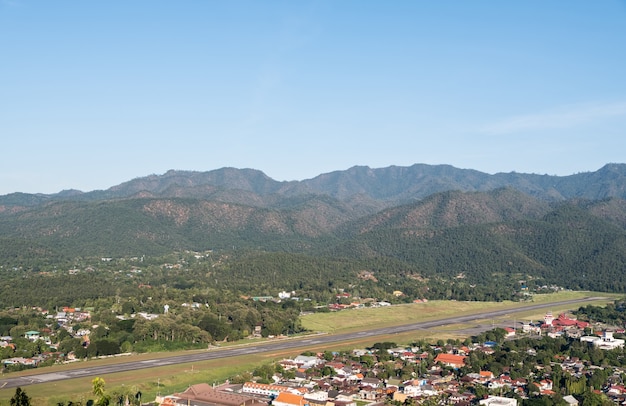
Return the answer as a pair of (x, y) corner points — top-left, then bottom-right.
(1, 163), (626, 292)
(3, 163), (626, 208)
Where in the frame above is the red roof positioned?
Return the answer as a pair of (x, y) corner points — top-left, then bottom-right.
(434, 353), (466, 367)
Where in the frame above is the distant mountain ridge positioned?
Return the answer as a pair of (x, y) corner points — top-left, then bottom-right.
(2, 163), (626, 212)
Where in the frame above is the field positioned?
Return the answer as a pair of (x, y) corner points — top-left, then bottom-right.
(0, 291), (620, 405)
(300, 291), (620, 333)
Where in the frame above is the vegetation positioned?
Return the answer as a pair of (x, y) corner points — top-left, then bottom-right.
(2, 188), (626, 298)
(9, 388), (30, 406)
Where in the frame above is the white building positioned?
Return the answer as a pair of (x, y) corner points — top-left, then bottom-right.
(293, 355), (322, 369)
(403, 384), (438, 397)
(479, 396), (518, 406)
(278, 291), (293, 299)
(242, 382), (288, 397)
(581, 331), (625, 350)
(304, 391), (329, 401)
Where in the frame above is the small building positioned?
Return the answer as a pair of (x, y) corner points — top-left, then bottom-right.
(479, 396), (517, 406)
(272, 392), (307, 406)
(562, 395), (579, 405)
(434, 353), (466, 368)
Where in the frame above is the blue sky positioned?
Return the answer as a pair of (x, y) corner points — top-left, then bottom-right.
(1, 1), (626, 194)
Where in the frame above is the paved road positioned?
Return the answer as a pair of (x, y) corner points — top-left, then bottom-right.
(0, 297), (604, 391)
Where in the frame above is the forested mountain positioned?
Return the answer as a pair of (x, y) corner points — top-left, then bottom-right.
(1, 163), (626, 295)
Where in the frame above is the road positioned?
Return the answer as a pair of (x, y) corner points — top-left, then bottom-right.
(0, 296), (604, 390)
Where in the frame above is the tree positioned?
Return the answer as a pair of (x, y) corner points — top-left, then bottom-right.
(92, 377), (110, 406)
(10, 387), (31, 406)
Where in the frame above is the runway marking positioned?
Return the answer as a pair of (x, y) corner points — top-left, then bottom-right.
(29, 372), (68, 382)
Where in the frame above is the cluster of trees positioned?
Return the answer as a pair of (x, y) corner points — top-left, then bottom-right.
(0, 292), (306, 368)
(575, 300), (626, 325)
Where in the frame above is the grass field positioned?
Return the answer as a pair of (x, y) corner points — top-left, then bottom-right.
(300, 291), (621, 334)
(0, 291), (620, 405)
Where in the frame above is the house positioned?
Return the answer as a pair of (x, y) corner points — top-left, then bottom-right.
(303, 391), (328, 402)
(272, 392), (307, 406)
(24, 331), (40, 341)
(538, 379), (552, 391)
(333, 394), (357, 406)
(294, 355), (321, 369)
(403, 383), (438, 397)
(479, 396), (517, 406)
(0, 341), (15, 350)
(434, 353), (466, 368)
(360, 377), (381, 389)
(607, 385), (626, 396)
(2, 357), (39, 367)
(521, 322), (541, 335)
(171, 383), (267, 406)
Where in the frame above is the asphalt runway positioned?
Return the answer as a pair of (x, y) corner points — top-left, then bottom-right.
(0, 296), (604, 391)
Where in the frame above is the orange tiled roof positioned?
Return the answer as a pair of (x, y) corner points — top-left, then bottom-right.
(275, 392), (305, 406)
(434, 353), (466, 366)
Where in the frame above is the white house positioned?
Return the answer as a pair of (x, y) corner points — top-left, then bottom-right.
(293, 355), (321, 369)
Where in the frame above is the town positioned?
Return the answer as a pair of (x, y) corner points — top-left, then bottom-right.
(155, 309), (626, 406)
(6, 300), (626, 406)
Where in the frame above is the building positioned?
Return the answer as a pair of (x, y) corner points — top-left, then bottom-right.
(242, 382), (288, 397)
(479, 396), (518, 406)
(272, 392), (307, 406)
(434, 353), (466, 368)
(580, 331), (625, 350)
(170, 384), (267, 406)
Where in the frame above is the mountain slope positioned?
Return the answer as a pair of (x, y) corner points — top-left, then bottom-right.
(2, 164), (626, 294)
(323, 202), (626, 292)
(0, 194), (369, 256)
(340, 188), (552, 235)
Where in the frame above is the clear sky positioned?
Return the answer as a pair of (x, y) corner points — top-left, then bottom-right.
(2, 1), (626, 195)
